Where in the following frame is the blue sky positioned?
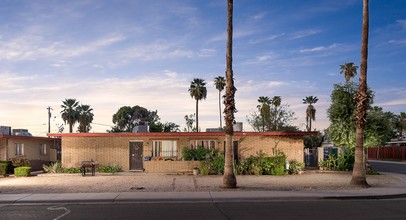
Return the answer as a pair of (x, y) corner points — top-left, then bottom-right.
(0, 0), (405, 136)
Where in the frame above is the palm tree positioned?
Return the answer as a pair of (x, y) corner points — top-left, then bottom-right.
(302, 96), (319, 131)
(60, 98), (79, 133)
(340, 62), (358, 83)
(257, 96), (271, 132)
(77, 104), (94, 133)
(351, 0), (369, 188)
(270, 96), (281, 131)
(223, 0), (237, 188)
(188, 78), (207, 132)
(214, 76), (226, 129)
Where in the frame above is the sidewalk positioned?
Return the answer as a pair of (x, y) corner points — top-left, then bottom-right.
(1, 172), (406, 204)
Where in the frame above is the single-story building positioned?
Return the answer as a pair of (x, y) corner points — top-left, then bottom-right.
(49, 131), (316, 173)
(0, 134), (60, 170)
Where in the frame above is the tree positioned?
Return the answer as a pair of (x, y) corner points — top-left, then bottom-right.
(111, 105), (160, 132)
(214, 76), (226, 129)
(351, 0), (369, 187)
(151, 122), (180, 132)
(340, 62), (358, 83)
(184, 114), (196, 132)
(248, 96), (295, 132)
(77, 104), (94, 133)
(257, 96), (271, 132)
(188, 78), (207, 132)
(303, 96), (318, 131)
(60, 98), (79, 133)
(223, 0), (237, 188)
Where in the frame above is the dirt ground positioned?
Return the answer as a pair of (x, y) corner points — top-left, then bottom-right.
(0, 171), (402, 194)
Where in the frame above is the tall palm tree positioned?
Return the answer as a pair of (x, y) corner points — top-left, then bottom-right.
(270, 96), (281, 131)
(351, 0), (369, 188)
(60, 98), (79, 133)
(214, 76), (226, 129)
(223, 0), (237, 188)
(77, 104), (94, 133)
(188, 78), (207, 132)
(340, 62), (358, 83)
(302, 96), (318, 132)
(257, 96), (271, 132)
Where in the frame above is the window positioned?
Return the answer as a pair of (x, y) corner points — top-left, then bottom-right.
(14, 143), (24, 156)
(152, 140), (177, 158)
(189, 140), (217, 150)
(39, 144), (47, 155)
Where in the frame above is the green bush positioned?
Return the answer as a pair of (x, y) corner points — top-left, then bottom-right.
(235, 151), (287, 176)
(0, 160), (13, 174)
(288, 159), (305, 174)
(0, 163), (7, 177)
(200, 149), (225, 175)
(63, 167), (81, 173)
(14, 166), (31, 177)
(319, 148), (354, 171)
(182, 146), (210, 161)
(98, 164), (122, 174)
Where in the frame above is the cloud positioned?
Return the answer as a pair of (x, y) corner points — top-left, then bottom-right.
(299, 43), (338, 53)
(289, 29), (322, 40)
(244, 54), (274, 64)
(387, 39), (406, 45)
(122, 40), (194, 61)
(397, 20), (406, 29)
(249, 33), (285, 44)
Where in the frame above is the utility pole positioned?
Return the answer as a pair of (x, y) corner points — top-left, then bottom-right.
(47, 106), (52, 134)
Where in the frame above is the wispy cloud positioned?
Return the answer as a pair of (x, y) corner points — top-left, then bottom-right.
(299, 43), (338, 53)
(123, 40), (194, 61)
(249, 33), (285, 44)
(289, 29), (322, 40)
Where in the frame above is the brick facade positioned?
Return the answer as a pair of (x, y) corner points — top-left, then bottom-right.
(52, 132), (314, 173)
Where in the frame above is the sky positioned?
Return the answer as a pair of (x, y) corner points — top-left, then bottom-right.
(0, 0), (405, 136)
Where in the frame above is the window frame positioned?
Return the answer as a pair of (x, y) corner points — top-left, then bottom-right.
(152, 140), (177, 158)
(39, 143), (47, 155)
(189, 140), (217, 150)
(14, 143), (24, 156)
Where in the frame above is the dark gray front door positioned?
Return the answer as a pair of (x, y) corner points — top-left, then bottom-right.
(130, 142), (143, 171)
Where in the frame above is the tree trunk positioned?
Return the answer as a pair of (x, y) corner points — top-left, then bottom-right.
(219, 90), (222, 129)
(195, 99), (199, 132)
(351, 0), (369, 188)
(222, 0), (237, 188)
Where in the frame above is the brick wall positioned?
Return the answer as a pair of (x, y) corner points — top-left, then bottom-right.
(59, 132), (309, 172)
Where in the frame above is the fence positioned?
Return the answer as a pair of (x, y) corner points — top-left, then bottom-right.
(368, 146), (406, 161)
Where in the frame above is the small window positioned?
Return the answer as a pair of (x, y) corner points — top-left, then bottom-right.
(14, 143), (24, 156)
(152, 140), (177, 158)
(189, 140), (217, 150)
(39, 144), (47, 155)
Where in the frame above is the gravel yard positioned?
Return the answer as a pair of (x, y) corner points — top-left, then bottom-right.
(0, 171), (402, 194)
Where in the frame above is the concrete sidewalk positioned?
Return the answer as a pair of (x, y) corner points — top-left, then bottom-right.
(1, 174), (406, 204)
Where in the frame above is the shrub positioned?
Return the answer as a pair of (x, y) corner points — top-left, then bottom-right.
(200, 149), (225, 175)
(319, 148), (354, 171)
(14, 166), (31, 177)
(43, 161), (63, 173)
(11, 157), (30, 167)
(182, 146), (210, 161)
(288, 159), (305, 174)
(98, 164), (122, 174)
(0, 163), (7, 177)
(0, 160), (13, 174)
(236, 151), (287, 176)
(63, 167), (81, 173)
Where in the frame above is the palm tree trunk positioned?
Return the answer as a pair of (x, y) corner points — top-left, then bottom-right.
(351, 0), (369, 188)
(195, 99), (199, 132)
(219, 90), (222, 129)
(223, 0), (237, 189)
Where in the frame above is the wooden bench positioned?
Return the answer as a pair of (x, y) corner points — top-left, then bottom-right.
(81, 160), (98, 176)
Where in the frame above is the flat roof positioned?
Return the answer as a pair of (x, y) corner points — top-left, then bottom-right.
(47, 131), (317, 138)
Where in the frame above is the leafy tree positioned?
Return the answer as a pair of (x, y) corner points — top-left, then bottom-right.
(351, 0), (370, 188)
(77, 104), (94, 133)
(60, 98), (79, 133)
(188, 78), (207, 132)
(302, 96), (318, 131)
(393, 112), (406, 138)
(111, 105), (159, 132)
(214, 76), (226, 129)
(223, 0), (237, 189)
(151, 122), (180, 132)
